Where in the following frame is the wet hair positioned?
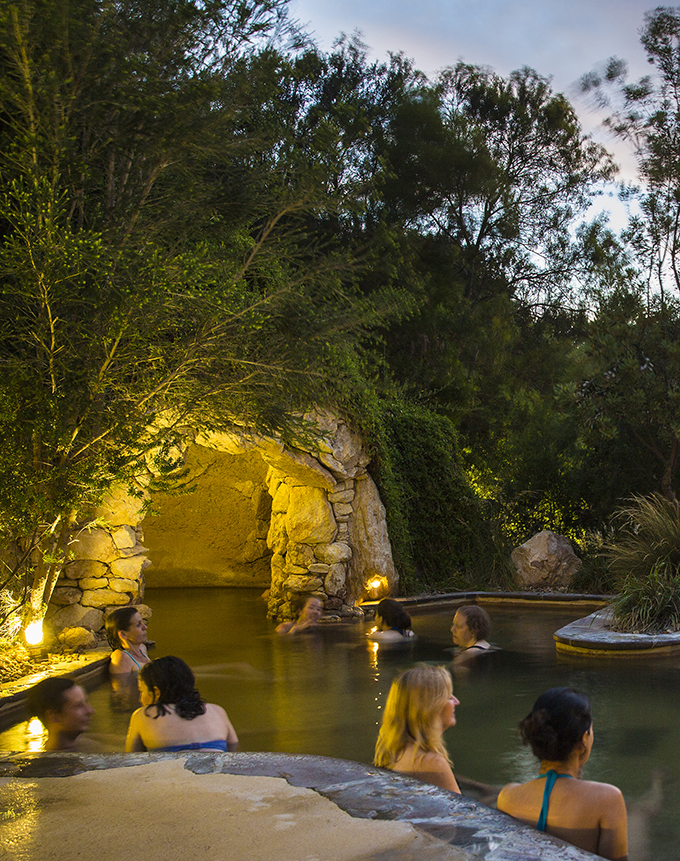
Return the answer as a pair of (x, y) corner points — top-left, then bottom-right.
(106, 606), (142, 650)
(520, 687), (592, 762)
(139, 655), (206, 721)
(374, 665), (453, 769)
(457, 605), (491, 641)
(27, 677), (76, 723)
(376, 598), (412, 634)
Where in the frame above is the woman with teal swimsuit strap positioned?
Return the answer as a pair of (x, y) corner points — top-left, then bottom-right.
(497, 688), (628, 860)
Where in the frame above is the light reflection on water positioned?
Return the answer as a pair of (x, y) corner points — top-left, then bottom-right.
(1, 588), (678, 859)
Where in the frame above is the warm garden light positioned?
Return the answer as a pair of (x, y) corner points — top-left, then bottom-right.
(365, 576), (388, 600)
(24, 620), (43, 646)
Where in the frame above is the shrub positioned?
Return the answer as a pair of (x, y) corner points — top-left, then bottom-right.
(608, 495), (680, 633)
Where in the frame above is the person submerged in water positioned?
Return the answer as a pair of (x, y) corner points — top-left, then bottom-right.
(374, 665), (460, 793)
(106, 606), (151, 675)
(450, 605), (491, 665)
(125, 655), (239, 753)
(27, 676), (96, 752)
(275, 594), (324, 635)
(368, 598), (416, 642)
(497, 687), (628, 861)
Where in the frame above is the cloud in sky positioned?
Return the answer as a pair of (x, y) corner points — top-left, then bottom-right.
(289, 0), (657, 185)
(290, 0), (652, 88)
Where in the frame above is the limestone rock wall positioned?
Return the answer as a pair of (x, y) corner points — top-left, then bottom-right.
(142, 447), (272, 587)
(47, 489), (150, 640)
(47, 411), (398, 632)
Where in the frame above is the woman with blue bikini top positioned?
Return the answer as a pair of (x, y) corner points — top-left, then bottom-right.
(125, 655), (239, 753)
(497, 687), (628, 861)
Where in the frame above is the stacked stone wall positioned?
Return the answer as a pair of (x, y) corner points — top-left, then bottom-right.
(47, 491), (149, 647)
(46, 410), (397, 636)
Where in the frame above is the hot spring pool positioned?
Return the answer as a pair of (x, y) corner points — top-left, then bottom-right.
(2, 587), (677, 860)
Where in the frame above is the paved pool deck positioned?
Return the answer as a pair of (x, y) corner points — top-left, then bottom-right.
(0, 750), (600, 861)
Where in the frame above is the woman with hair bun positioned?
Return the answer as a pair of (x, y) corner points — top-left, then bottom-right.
(125, 655), (238, 753)
(497, 687), (628, 860)
(374, 665), (460, 793)
(369, 598), (416, 642)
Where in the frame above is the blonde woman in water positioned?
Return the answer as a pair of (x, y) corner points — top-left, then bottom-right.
(374, 665), (461, 793)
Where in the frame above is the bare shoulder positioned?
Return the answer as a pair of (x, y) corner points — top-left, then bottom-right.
(496, 782), (521, 810)
(109, 649), (132, 673)
(581, 780), (626, 803)
(205, 702), (228, 719)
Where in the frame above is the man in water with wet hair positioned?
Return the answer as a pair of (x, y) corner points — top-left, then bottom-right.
(27, 676), (95, 751)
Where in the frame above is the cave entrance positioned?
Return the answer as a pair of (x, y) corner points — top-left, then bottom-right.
(143, 444), (272, 589)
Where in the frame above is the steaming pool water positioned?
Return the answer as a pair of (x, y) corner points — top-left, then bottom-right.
(2, 587), (678, 860)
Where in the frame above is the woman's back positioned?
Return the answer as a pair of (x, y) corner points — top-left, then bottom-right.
(497, 775), (628, 860)
(126, 701), (237, 752)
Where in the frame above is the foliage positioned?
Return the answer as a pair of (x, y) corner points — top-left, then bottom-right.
(0, 1), (411, 631)
(335, 361), (512, 592)
(569, 290), (680, 502)
(608, 495), (680, 632)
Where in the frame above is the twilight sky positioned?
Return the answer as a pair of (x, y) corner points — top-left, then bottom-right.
(289, 0), (660, 183)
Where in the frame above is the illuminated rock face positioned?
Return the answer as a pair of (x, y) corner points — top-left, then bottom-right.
(48, 411), (398, 628)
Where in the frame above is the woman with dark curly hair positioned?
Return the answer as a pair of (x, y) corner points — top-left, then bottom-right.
(497, 687), (628, 860)
(368, 598), (415, 642)
(125, 655), (238, 753)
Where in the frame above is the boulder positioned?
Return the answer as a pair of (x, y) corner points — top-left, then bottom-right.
(285, 486), (336, 545)
(282, 575), (323, 593)
(346, 474), (397, 600)
(286, 542), (315, 568)
(58, 626), (98, 650)
(79, 577), (108, 590)
(109, 578), (139, 593)
(61, 560), (109, 581)
(328, 489), (355, 504)
(325, 563), (347, 597)
(51, 604), (104, 633)
(81, 588), (131, 607)
(109, 554), (150, 580)
(71, 528), (118, 563)
(50, 586), (82, 606)
(111, 525), (137, 549)
(315, 542), (352, 564)
(511, 531), (581, 589)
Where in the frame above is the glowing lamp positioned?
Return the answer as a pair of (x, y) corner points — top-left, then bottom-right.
(24, 620), (43, 646)
(365, 575), (389, 601)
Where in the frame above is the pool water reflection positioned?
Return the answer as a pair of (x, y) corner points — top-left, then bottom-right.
(2, 588), (678, 860)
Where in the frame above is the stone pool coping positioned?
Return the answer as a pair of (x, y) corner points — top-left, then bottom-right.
(554, 607), (680, 656)
(0, 750), (600, 861)
(0, 648), (110, 732)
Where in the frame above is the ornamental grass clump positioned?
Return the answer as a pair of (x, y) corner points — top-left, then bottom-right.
(608, 495), (680, 634)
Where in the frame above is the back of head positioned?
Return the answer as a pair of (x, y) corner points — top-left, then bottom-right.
(376, 598), (412, 632)
(140, 655), (206, 720)
(27, 677), (75, 724)
(105, 606), (139, 649)
(459, 605), (490, 641)
(374, 664), (452, 768)
(520, 687), (592, 762)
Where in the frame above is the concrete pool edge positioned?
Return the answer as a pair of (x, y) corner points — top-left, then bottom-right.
(0, 750), (601, 861)
(554, 608), (680, 656)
